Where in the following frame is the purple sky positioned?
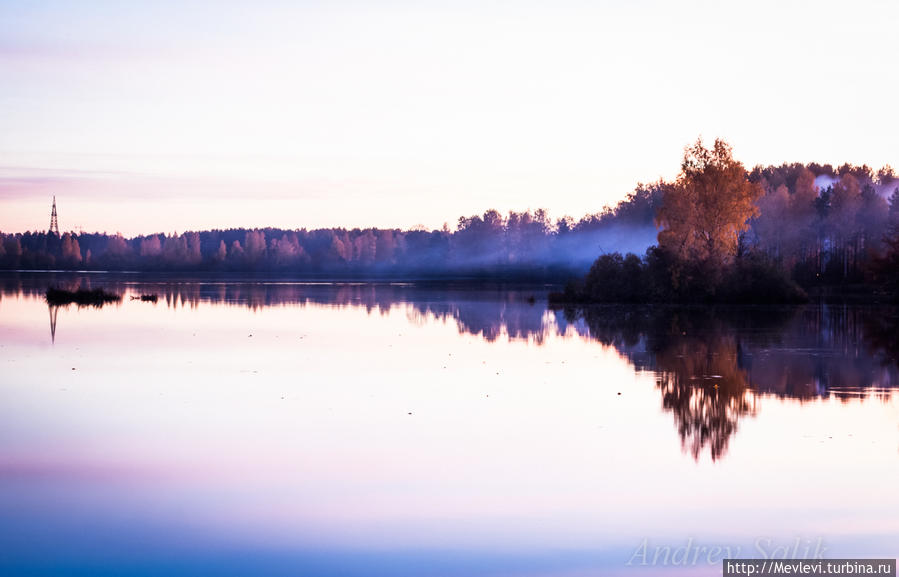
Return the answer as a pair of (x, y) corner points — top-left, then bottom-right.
(2, 0), (898, 235)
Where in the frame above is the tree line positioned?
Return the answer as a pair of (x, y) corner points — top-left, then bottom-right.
(556, 139), (899, 303)
(0, 187), (661, 278)
(3, 139), (898, 296)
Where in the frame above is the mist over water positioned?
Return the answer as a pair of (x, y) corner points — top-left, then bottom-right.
(551, 225), (659, 268)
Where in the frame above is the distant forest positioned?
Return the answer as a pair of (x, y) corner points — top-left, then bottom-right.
(1, 188), (660, 278)
(2, 142), (899, 297)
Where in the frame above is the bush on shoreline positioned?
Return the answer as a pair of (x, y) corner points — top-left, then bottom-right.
(549, 248), (807, 305)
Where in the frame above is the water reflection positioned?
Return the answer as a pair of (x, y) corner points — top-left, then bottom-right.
(2, 273), (898, 577)
(570, 307), (778, 461)
(48, 304), (58, 343)
(2, 273), (554, 344)
(569, 305), (899, 459)
(4, 272), (898, 462)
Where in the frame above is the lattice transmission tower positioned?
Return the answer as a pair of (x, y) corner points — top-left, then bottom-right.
(49, 196), (59, 236)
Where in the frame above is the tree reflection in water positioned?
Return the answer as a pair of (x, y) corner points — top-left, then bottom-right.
(569, 305), (899, 460)
(647, 316), (758, 462)
(4, 273), (897, 461)
(572, 307), (770, 461)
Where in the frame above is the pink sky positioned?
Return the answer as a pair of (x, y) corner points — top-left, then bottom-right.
(2, 1), (898, 235)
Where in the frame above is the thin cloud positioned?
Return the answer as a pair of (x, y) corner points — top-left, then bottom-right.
(0, 165), (335, 202)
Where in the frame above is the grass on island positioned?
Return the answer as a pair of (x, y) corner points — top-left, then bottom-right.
(46, 287), (122, 306)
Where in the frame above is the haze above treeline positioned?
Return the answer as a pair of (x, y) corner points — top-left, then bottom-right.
(2, 142), (899, 293)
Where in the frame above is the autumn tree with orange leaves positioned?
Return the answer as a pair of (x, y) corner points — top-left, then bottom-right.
(657, 138), (763, 269)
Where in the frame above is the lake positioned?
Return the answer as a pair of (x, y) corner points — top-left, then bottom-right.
(1, 273), (897, 576)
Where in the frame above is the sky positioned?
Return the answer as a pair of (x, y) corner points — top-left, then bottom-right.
(1, 0), (898, 236)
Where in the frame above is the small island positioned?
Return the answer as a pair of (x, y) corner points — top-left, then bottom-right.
(45, 287), (121, 306)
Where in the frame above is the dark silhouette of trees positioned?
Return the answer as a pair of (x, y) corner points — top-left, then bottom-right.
(874, 220), (899, 299)
(60, 233), (82, 266)
(1, 139), (896, 298)
(558, 138), (898, 303)
(0, 196), (659, 278)
(579, 253), (648, 303)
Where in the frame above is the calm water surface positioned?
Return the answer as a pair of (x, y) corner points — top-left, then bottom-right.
(1, 273), (897, 576)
